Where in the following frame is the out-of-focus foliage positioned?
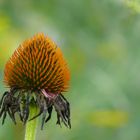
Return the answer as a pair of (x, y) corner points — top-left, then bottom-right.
(125, 0), (140, 13)
(0, 0), (140, 140)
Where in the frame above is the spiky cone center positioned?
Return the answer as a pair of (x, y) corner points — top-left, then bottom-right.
(4, 33), (70, 93)
(0, 33), (71, 129)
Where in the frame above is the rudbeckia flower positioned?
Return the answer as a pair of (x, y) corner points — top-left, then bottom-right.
(0, 33), (71, 129)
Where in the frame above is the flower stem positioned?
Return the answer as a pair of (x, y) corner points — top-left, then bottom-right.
(24, 105), (38, 140)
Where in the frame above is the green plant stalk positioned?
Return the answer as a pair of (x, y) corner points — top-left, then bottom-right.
(24, 105), (38, 140)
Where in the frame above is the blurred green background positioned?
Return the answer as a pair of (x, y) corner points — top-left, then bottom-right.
(0, 0), (140, 140)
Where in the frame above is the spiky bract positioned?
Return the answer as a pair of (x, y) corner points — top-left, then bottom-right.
(4, 34), (70, 93)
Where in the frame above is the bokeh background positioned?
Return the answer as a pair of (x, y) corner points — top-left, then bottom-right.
(0, 0), (140, 140)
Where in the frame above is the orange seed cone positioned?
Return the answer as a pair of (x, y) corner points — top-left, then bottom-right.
(4, 33), (70, 93)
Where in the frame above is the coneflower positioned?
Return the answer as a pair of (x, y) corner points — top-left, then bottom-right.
(0, 33), (71, 130)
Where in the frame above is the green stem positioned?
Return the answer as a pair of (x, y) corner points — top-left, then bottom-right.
(24, 105), (38, 140)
